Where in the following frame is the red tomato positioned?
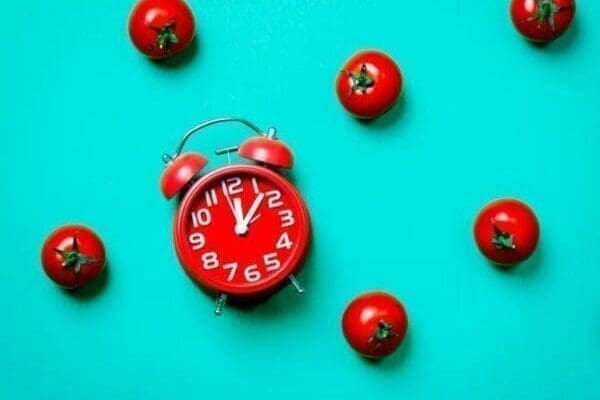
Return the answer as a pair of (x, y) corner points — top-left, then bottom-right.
(510, 0), (576, 43)
(41, 225), (106, 290)
(474, 199), (540, 267)
(336, 50), (403, 119)
(342, 292), (408, 359)
(128, 0), (196, 59)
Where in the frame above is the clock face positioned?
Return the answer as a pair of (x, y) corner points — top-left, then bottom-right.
(174, 165), (310, 297)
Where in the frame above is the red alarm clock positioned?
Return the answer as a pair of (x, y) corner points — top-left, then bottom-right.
(160, 117), (311, 315)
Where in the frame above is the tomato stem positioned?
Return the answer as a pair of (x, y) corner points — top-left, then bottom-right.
(151, 21), (179, 53)
(53, 234), (98, 274)
(528, 0), (569, 31)
(347, 63), (375, 94)
(491, 220), (516, 251)
(373, 320), (395, 342)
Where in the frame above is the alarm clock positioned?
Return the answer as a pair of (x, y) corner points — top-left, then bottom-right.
(160, 117), (311, 315)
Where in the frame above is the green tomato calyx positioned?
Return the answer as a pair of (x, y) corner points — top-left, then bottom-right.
(152, 21), (179, 52)
(531, 0), (566, 31)
(373, 320), (395, 342)
(53, 234), (98, 274)
(348, 64), (375, 94)
(491, 220), (517, 251)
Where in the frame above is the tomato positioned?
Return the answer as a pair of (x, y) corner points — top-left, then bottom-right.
(41, 225), (106, 290)
(336, 50), (403, 119)
(342, 292), (408, 359)
(473, 199), (540, 267)
(510, 0), (576, 43)
(128, 0), (196, 60)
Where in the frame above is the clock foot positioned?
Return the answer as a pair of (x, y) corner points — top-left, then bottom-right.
(288, 274), (304, 295)
(214, 293), (228, 316)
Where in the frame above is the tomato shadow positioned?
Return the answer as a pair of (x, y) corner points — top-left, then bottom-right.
(526, 18), (579, 53)
(63, 263), (110, 301)
(355, 92), (407, 131)
(152, 35), (200, 69)
(360, 332), (412, 370)
(491, 246), (543, 278)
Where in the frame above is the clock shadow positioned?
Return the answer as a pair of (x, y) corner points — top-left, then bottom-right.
(281, 168), (297, 185)
(230, 241), (316, 316)
(189, 236), (315, 319)
(226, 168), (315, 316)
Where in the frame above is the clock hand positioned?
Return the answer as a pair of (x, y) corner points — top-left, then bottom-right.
(240, 193), (265, 227)
(232, 197), (252, 235)
(233, 198), (244, 221)
(232, 196), (254, 236)
(249, 214), (261, 224)
(221, 181), (244, 227)
(233, 198), (264, 228)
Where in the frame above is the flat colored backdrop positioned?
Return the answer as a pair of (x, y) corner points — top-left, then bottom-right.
(1, 1), (599, 398)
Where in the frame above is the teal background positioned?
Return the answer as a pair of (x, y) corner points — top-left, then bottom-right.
(1, 1), (599, 398)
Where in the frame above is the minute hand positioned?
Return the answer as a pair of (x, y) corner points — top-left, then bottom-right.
(241, 193), (264, 226)
(221, 181), (244, 226)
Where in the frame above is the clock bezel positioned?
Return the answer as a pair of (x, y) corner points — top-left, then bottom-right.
(173, 164), (311, 297)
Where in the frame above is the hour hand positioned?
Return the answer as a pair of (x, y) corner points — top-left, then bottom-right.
(241, 193), (264, 226)
(235, 193), (264, 235)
